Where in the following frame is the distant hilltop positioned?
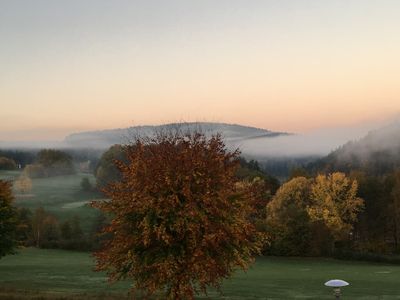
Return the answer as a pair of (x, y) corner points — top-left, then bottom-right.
(64, 122), (290, 149)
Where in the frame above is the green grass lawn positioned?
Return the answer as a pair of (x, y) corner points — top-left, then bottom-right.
(1, 248), (400, 299)
(0, 170), (102, 232)
(0, 248), (129, 297)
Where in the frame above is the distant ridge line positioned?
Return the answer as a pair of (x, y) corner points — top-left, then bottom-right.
(64, 122), (290, 149)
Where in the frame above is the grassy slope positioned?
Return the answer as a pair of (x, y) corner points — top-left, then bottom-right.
(0, 170), (21, 181)
(0, 171), (101, 232)
(1, 248), (400, 299)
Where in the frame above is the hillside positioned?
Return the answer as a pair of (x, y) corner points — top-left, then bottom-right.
(309, 121), (400, 175)
(64, 122), (289, 149)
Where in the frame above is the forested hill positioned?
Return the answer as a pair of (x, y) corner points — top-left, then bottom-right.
(64, 122), (289, 149)
(309, 121), (400, 175)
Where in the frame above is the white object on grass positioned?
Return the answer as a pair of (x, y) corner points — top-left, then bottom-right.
(324, 279), (349, 299)
(324, 279), (349, 287)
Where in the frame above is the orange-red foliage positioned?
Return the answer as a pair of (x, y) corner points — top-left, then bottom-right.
(93, 132), (265, 299)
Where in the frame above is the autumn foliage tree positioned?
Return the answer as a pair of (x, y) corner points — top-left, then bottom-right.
(308, 173), (364, 241)
(266, 173), (364, 256)
(266, 177), (313, 255)
(93, 132), (265, 299)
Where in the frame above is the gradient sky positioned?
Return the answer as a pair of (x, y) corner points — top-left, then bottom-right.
(1, 0), (400, 141)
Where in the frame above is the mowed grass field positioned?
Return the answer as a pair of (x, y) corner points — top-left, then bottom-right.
(0, 170), (103, 232)
(1, 248), (400, 299)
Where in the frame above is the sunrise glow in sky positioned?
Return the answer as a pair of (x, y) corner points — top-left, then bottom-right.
(1, 0), (400, 140)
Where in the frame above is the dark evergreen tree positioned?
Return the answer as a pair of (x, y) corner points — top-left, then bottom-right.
(0, 180), (18, 258)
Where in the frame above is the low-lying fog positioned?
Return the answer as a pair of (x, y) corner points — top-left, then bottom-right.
(232, 118), (400, 158)
(1, 117), (399, 159)
(235, 128), (362, 157)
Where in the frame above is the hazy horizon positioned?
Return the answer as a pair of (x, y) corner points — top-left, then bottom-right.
(1, 1), (400, 141)
(2, 118), (399, 161)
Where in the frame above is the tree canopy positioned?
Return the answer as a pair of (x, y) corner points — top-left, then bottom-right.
(266, 177), (313, 255)
(23, 149), (75, 178)
(95, 144), (126, 189)
(36, 149), (75, 176)
(0, 157), (17, 170)
(93, 132), (266, 299)
(266, 173), (364, 256)
(0, 180), (18, 258)
(308, 173), (364, 241)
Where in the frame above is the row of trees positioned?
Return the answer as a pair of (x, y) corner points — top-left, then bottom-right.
(1, 180), (107, 259)
(269, 168), (400, 256)
(24, 149), (75, 178)
(0, 148), (101, 172)
(0, 150), (36, 169)
(0, 149), (80, 178)
(15, 207), (107, 251)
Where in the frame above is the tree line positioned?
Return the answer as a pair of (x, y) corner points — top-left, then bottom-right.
(2, 143), (400, 258)
(0, 148), (101, 174)
(14, 206), (108, 251)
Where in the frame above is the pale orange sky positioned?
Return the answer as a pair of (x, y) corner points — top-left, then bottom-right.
(1, 1), (400, 141)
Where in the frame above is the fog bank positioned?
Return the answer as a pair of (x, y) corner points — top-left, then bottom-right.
(236, 118), (399, 158)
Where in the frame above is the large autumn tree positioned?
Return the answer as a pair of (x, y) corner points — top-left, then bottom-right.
(93, 132), (265, 299)
(0, 180), (18, 258)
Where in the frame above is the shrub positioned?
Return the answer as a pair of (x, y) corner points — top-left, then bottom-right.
(80, 177), (92, 191)
(0, 157), (17, 170)
(23, 164), (46, 178)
